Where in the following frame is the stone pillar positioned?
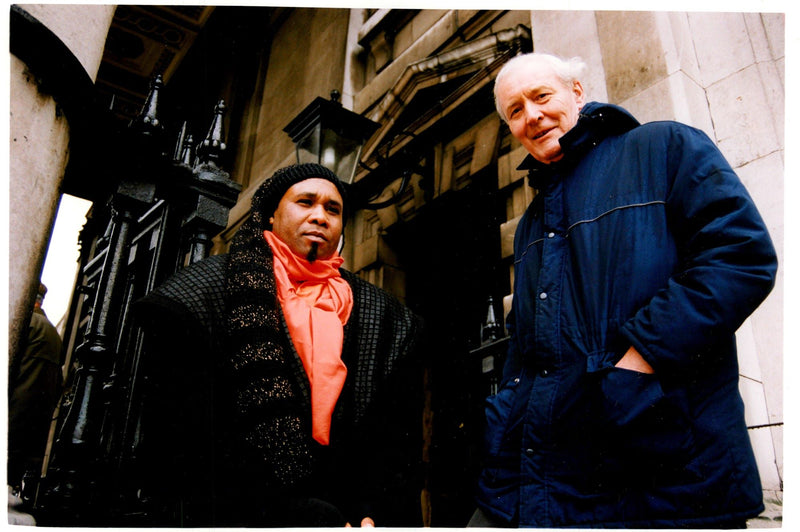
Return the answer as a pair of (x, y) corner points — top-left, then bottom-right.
(9, 5), (115, 361)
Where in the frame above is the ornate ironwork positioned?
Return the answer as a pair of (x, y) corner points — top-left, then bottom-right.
(128, 74), (164, 135)
(196, 99), (227, 167)
(30, 76), (240, 526)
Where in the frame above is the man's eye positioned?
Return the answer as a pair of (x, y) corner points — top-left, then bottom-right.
(326, 206), (341, 215)
(297, 199), (312, 206)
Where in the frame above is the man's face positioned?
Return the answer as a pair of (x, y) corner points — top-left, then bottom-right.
(269, 178), (344, 261)
(496, 59), (585, 164)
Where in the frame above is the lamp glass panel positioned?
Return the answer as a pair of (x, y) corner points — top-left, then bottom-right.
(296, 123), (322, 166)
(321, 128), (362, 184)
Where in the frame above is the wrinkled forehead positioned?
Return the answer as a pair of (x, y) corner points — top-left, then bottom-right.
(500, 57), (564, 91)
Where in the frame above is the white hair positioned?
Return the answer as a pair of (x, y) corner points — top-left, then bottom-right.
(494, 52), (588, 122)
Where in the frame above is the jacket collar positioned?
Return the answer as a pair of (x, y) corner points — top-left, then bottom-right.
(517, 101), (640, 188)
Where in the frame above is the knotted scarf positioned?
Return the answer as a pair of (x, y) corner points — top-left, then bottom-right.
(263, 230), (353, 445)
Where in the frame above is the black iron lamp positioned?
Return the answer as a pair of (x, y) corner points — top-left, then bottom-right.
(283, 90), (379, 185)
(283, 90), (419, 210)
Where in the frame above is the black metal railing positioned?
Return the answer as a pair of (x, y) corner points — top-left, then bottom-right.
(29, 75), (241, 526)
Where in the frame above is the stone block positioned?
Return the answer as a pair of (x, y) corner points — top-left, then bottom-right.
(748, 290), (783, 426)
(737, 152), (784, 241)
(597, 11), (669, 104)
(510, 146), (529, 182)
(370, 30), (394, 73)
(500, 215), (521, 259)
(470, 115), (500, 175)
(621, 72), (713, 139)
(497, 150), (511, 190)
(736, 318), (762, 382)
(756, 60), (785, 150)
(353, 233), (379, 272)
(739, 375), (770, 427)
(744, 13), (775, 64)
(761, 13), (785, 62)
(706, 64), (781, 168)
(352, 233), (399, 272)
(507, 182), (536, 220)
(771, 424), (783, 482)
(748, 426), (782, 491)
(688, 12), (752, 87)
(408, 9), (448, 48)
(532, 11), (608, 103)
(439, 145), (455, 196)
(742, 256), (783, 428)
(498, 146), (528, 189)
(660, 12), (701, 84)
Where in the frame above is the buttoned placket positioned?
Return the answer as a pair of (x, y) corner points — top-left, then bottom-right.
(520, 173), (568, 526)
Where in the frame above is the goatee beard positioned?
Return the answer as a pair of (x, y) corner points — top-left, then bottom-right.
(306, 242), (319, 263)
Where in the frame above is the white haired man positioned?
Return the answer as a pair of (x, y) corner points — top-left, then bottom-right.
(471, 53), (777, 528)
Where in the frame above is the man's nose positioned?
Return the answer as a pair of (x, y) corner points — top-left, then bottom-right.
(525, 101), (543, 124)
(308, 204), (329, 225)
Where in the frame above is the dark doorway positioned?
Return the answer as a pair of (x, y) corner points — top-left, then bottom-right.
(385, 168), (507, 526)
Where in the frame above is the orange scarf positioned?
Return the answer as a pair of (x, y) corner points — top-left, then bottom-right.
(263, 230), (353, 445)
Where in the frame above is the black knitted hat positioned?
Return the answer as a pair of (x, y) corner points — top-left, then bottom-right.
(252, 163), (349, 229)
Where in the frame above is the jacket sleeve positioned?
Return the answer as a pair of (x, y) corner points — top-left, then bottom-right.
(619, 124), (777, 374)
(131, 293), (223, 525)
(336, 273), (426, 526)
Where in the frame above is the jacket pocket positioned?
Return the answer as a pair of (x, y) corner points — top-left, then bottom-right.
(596, 367), (697, 484)
(476, 373), (526, 518)
(483, 373), (525, 457)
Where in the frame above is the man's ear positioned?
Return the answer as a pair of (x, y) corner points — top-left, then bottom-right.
(573, 80), (586, 108)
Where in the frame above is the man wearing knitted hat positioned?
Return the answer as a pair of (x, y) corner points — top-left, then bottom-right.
(136, 163), (423, 528)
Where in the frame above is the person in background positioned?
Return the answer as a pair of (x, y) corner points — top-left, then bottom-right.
(471, 52), (777, 528)
(8, 283), (63, 494)
(137, 163), (423, 527)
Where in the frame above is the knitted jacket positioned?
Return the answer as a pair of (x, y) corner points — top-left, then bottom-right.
(135, 239), (423, 526)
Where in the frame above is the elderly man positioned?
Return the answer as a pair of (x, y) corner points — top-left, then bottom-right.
(136, 163), (423, 527)
(471, 53), (777, 528)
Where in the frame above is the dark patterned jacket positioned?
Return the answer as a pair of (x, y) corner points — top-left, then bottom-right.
(135, 250), (423, 527)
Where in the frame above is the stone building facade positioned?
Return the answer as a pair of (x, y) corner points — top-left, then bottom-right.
(9, 6), (783, 527)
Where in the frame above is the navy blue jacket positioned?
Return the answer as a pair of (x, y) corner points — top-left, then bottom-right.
(476, 102), (777, 527)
